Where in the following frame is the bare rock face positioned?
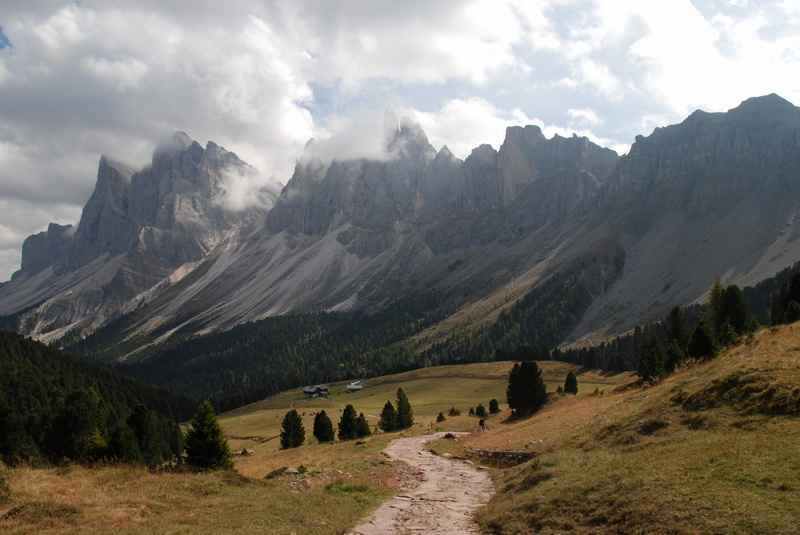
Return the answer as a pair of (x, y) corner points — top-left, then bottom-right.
(0, 132), (267, 339)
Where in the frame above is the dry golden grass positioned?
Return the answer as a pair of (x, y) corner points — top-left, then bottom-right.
(3, 359), (573, 534)
(432, 324), (800, 534)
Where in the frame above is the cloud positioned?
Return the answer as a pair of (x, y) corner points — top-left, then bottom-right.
(0, 0), (799, 281)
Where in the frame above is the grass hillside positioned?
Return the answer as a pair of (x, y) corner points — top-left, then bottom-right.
(432, 324), (800, 534)
(0, 361), (624, 534)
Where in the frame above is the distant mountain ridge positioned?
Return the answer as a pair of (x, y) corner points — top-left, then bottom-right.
(2, 95), (800, 373)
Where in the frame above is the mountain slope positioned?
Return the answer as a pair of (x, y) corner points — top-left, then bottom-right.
(0, 133), (272, 341)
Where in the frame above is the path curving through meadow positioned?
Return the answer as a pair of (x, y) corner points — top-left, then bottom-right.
(349, 432), (494, 535)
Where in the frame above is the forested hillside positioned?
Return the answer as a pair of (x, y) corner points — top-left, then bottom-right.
(0, 332), (193, 465)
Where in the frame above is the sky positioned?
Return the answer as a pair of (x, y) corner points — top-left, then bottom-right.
(0, 0), (799, 281)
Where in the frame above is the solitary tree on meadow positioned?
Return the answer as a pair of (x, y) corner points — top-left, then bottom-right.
(184, 401), (232, 470)
(563, 372), (578, 395)
(506, 361), (548, 417)
(379, 401), (398, 432)
(338, 404), (359, 441)
(396, 388), (414, 430)
(313, 410), (334, 443)
(280, 409), (305, 449)
(355, 413), (372, 438)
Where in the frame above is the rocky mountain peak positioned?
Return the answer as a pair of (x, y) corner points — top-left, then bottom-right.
(386, 119), (436, 162)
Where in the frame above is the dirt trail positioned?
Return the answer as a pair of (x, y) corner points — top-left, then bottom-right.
(349, 432), (494, 535)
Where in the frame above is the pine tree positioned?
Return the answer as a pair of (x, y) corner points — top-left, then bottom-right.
(468, 407), (475, 416)
(667, 306), (688, 350)
(184, 401), (232, 470)
(448, 407), (460, 417)
(355, 413), (372, 438)
(379, 401), (398, 432)
(313, 411), (334, 443)
(128, 405), (163, 465)
(709, 278), (726, 337)
(638, 337), (666, 382)
(785, 300), (800, 323)
(489, 399), (500, 414)
(723, 285), (749, 334)
(664, 338), (685, 373)
(107, 422), (142, 463)
(396, 388), (414, 430)
(338, 405), (359, 441)
(436, 412), (446, 423)
(46, 388), (106, 462)
(506, 361), (548, 417)
(688, 321), (717, 360)
(280, 409), (305, 449)
(564, 372), (578, 394)
(475, 404), (487, 418)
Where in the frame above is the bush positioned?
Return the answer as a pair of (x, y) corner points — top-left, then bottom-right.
(436, 412), (446, 423)
(489, 399), (500, 414)
(184, 401), (232, 470)
(313, 411), (334, 443)
(475, 404), (487, 418)
(468, 407), (475, 416)
(448, 407), (461, 417)
(280, 409), (305, 449)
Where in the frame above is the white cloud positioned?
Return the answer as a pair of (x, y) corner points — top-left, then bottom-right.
(81, 56), (148, 91)
(568, 108), (601, 126)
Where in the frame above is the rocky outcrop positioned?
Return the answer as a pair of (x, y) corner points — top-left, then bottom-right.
(0, 132), (268, 339)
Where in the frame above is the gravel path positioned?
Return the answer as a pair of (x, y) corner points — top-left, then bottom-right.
(349, 432), (494, 535)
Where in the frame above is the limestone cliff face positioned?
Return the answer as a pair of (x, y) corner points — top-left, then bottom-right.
(0, 132), (267, 339)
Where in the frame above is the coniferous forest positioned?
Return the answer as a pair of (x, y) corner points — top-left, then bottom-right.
(0, 332), (192, 466)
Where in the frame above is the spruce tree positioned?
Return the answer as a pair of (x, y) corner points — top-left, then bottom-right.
(475, 404), (487, 418)
(638, 337), (666, 382)
(785, 300), (800, 323)
(313, 410), (334, 443)
(688, 321), (717, 360)
(489, 399), (500, 414)
(280, 409), (305, 449)
(709, 278), (726, 336)
(396, 388), (414, 430)
(128, 405), (163, 465)
(338, 404), (358, 441)
(667, 306), (688, 350)
(379, 401), (398, 432)
(184, 401), (232, 470)
(355, 413), (372, 438)
(723, 285), (749, 334)
(506, 361), (548, 417)
(107, 422), (142, 463)
(664, 338), (685, 373)
(564, 372), (578, 394)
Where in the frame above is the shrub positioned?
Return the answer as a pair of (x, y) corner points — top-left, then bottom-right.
(489, 399), (500, 414)
(448, 407), (461, 417)
(475, 404), (487, 418)
(436, 412), (446, 423)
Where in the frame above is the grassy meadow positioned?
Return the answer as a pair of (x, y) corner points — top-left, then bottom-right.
(0, 360), (604, 534)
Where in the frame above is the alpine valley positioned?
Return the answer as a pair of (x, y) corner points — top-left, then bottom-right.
(3, 94), (800, 405)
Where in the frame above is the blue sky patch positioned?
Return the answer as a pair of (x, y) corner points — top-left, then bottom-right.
(0, 27), (13, 49)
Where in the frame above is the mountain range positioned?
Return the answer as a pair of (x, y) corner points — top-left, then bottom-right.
(2, 94), (800, 378)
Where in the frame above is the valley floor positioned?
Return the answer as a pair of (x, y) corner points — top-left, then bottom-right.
(3, 326), (799, 534)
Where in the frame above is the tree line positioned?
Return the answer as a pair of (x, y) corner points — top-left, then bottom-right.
(0, 332), (193, 466)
